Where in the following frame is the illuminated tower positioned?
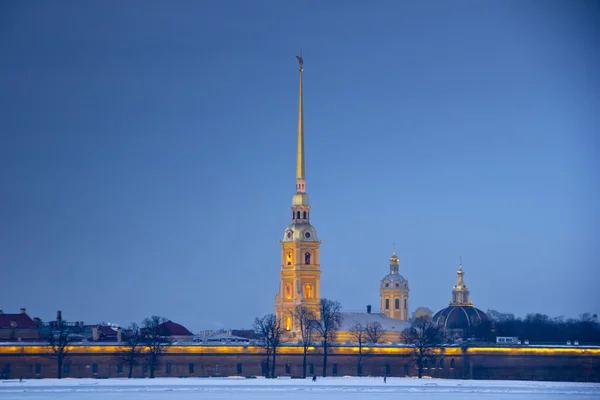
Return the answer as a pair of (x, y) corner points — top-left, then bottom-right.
(274, 55), (322, 332)
(379, 248), (409, 320)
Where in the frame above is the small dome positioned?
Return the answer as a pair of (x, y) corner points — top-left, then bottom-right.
(432, 306), (489, 330)
(380, 273), (408, 289)
(283, 223), (318, 242)
(292, 192), (310, 206)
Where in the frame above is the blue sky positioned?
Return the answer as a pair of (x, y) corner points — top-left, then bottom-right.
(1, 1), (598, 331)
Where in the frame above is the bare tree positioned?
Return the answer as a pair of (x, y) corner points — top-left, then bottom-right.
(120, 323), (143, 378)
(349, 323), (366, 376)
(292, 305), (317, 378)
(401, 316), (442, 378)
(366, 321), (386, 344)
(141, 316), (171, 378)
(314, 299), (342, 377)
(253, 314), (286, 378)
(42, 313), (79, 379)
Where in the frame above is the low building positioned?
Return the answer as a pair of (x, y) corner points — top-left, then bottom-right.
(412, 307), (434, 320)
(0, 308), (39, 341)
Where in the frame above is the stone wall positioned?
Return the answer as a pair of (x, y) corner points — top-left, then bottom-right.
(0, 345), (598, 382)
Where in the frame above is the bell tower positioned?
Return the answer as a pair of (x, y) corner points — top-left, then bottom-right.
(275, 55), (322, 332)
(379, 247), (410, 321)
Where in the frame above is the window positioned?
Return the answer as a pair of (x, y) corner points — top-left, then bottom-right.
(404, 298), (407, 309)
(395, 298), (400, 309)
(305, 252), (311, 265)
(332, 364), (338, 375)
(304, 284), (312, 299)
(430, 358), (435, 369)
(404, 364), (409, 375)
(35, 364), (41, 374)
(297, 211), (300, 219)
(450, 358), (455, 368)
(142, 364), (148, 374)
(189, 363), (195, 374)
(117, 364), (123, 374)
(423, 359), (428, 369)
(385, 364), (391, 376)
(166, 363), (172, 374)
(92, 363), (98, 374)
(285, 284), (292, 299)
(285, 364), (291, 374)
(285, 316), (291, 331)
(385, 299), (390, 309)
(439, 359), (445, 369)
(309, 364), (314, 375)
(63, 364), (70, 374)
(303, 211), (307, 219)
(395, 283), (399, 287)
(237, 363), (242, 374)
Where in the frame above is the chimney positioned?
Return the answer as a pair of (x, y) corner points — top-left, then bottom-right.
(20, 308), (26, 314)
(367, 305), (372, 314)
(117, 327), (122, 343)
(56, 310), (62, 323)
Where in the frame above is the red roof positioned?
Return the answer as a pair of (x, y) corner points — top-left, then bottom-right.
(0, 313), (38, 329)
(159, 320), (192, 336)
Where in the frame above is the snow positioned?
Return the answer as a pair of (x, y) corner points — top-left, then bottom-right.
(1, 377), (599, 399)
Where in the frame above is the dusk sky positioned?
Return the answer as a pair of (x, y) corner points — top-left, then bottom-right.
(1, 1), (598, 332)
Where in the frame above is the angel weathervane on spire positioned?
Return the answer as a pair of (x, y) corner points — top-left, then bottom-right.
(296, 50), (304, 69)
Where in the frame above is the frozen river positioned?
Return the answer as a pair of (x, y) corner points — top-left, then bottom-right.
(1, 377), (599, 399)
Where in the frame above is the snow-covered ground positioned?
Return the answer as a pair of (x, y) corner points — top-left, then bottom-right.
(1, 377), (599, 399)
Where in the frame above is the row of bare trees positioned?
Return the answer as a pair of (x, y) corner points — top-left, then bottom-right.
(43, 315), (171, 379)
(254, 298), (343, 378)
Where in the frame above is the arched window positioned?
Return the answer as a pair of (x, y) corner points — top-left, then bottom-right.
(385, 299), (390, 309)
(450, 358), (455, 368)
(303, 211), (307, 219)
(305, 252), (311, 265)
(423, 359), (428, 369)
(404, 298), (407, 309)
(297, 211), (301, 219)
(395, 298), (400, 309)
(304, 284), (312, 300)
(285, 284), (292, 300)
(440, 358), (445, 368)
(285, 317), (291, 331)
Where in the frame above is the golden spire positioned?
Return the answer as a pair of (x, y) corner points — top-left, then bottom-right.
(295, 52), (306, 192)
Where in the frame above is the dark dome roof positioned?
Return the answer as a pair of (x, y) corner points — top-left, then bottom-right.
(432, 305), (489, 330)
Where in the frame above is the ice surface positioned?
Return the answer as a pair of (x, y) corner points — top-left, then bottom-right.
(1, 377), (599, 399)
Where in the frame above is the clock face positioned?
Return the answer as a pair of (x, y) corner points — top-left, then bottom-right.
(287, 230), (293, 239)
(305, 232), (311, 239)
